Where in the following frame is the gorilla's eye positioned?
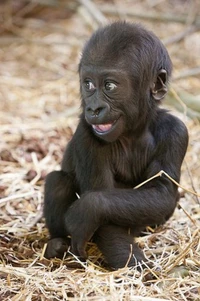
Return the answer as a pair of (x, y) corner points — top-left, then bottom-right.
(105, 82), (117, 91)
(84, 80), (95, 91)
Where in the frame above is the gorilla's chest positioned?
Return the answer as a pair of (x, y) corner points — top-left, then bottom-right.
(111, 141), (146, 187)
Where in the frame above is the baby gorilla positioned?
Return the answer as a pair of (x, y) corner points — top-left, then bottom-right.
(44, 21), (188, 269)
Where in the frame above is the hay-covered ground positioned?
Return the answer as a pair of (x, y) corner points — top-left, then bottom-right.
(0, 1), (199, 300)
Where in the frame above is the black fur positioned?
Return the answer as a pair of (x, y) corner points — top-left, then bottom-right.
(44, 22), (188, 269)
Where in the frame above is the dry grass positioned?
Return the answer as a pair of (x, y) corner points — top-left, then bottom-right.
(0, 1), (199, 300)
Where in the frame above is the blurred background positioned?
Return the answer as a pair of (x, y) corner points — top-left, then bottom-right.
(0, 1), (199, 300)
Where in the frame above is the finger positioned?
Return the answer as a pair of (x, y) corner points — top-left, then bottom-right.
(71, 238), (87, 260)
(77, 242), (87, 259)
(45, 238), (69, 259)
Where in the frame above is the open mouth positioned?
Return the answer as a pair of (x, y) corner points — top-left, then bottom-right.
(92, 120), (117, 135)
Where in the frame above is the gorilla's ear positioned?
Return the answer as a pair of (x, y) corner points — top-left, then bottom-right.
(151, 69), (168, 101)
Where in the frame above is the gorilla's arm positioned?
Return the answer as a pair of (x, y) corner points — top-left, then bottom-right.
(65, 167), (176, 258)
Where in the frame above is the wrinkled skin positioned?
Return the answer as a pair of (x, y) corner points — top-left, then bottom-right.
(43, 22), (188, 269)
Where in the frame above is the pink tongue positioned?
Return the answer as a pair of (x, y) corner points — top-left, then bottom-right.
(93, 123), (113, 133)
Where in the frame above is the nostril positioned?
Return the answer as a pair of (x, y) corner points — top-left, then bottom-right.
(94, 108), (101, 116)
(87, 107), (104, 117)
(85, 103), (110, 122)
